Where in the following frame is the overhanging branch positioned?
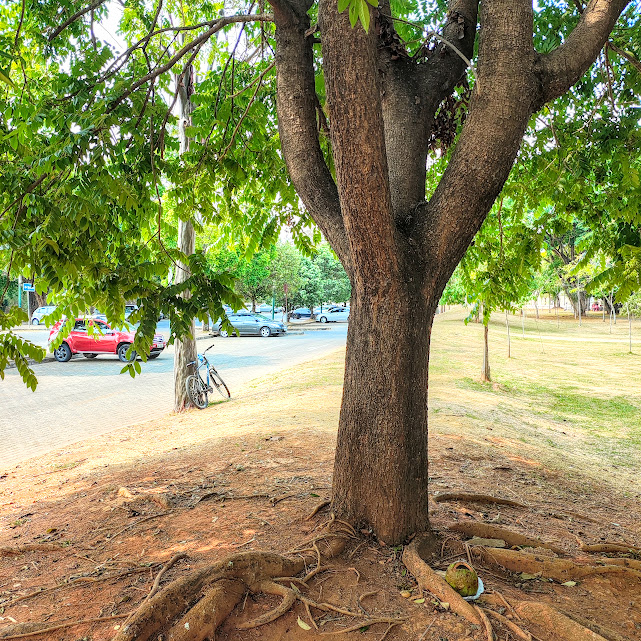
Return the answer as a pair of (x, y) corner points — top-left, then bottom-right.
(106, 14), (274, 113)
(48, 0), (108, 42)
(538, 0), (632, 105)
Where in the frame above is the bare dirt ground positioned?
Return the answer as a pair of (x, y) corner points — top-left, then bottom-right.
(1, 310), (640, 640)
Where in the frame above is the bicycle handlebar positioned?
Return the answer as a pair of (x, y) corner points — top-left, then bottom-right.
(202, 343), (215, 354)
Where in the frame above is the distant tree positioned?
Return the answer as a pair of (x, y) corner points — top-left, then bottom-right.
(461, 199), (542, 379)
(269, 242), (303, 309)
(291, 258), (323, 313)
(314, 244), (351, 305)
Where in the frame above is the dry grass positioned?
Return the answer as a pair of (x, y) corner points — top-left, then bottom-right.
(430, 308), (641, 495)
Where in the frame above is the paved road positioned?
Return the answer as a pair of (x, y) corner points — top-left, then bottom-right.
(0, 325), (348, 470)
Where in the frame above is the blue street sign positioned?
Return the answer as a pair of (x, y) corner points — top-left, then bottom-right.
(22, 283), (35, 292)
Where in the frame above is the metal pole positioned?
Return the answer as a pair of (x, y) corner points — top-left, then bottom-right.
(18, 275), (22, 308)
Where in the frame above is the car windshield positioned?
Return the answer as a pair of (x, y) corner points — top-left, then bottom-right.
(253, 313), (272, 320)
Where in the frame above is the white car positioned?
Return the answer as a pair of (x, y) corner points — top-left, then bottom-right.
(30, 305), (56, 326)
(316, 307), (350, 323)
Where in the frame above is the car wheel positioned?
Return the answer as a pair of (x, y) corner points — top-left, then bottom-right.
(83, 354), (97, 359)
(53, 343), (72, 362)
(117, 343), (136, 363)
(148, 353), (160, 360)
(31, 318), (40, 325)
(293, 314), (299, 320)
(259, 326), (271, 337)
(220, 329), (229, 338)
(320, 316), (328, 323)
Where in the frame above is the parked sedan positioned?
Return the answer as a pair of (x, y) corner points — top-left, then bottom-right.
(256, 303), (284, 314)
(30, 305), (56, 326)
(290, 307), (313, 319)
(316, 307), (350, 323)
(49, 317), (165, 362)
(213, 311), (287, 337)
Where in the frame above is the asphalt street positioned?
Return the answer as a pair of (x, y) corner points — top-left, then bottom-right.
(0, 323), (348, 469)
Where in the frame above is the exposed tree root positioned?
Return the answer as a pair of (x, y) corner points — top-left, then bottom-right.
(473, 604), (494, 641)
(236, 580), (297, 629)
(474, 546), (641, 581)
(1, 565), (155, 609)
(482, 608), (532, 641)
(588, 556), (641, 571)
(306, 499), (331, 519)
(112, 532), (346, 641)
(144, 552), (187, 602)
(514, 601), (609, 641)
(449, 521), (565, 555)
(0, 614), (131, 640)
(167, 579), (244, 641)
(579, 542), (641, 554)
(318, 617), (407, 635)
(0, 544), (62, 557)
(433, 492), (526, 508)
(402, 534), (481, 625)
(556, 608), (631, 641)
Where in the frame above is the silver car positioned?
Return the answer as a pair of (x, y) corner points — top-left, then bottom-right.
(316, 306), (350, 323)
(30, 305), (56, 326)
(213, 311), (287, 337)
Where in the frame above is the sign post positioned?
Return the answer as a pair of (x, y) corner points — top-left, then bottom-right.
(22, 283), (35, 320)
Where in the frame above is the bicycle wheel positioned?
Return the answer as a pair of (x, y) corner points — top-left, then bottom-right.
(209, 366), (231, 398)
(186, 374), (208, 409)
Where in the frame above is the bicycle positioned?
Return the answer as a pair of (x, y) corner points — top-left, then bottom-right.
(185, 343), (230, 409)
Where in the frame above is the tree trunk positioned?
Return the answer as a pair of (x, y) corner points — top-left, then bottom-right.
(505, 309), (511, 358)
(482, 322), (491, 382)
(173, 61), (197, 412)
(270, 0), (627, 547)
(332, 288), (433, 543)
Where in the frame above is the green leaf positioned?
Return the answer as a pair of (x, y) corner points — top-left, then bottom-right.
(349, 1), (359, 27)
(0, 67), (15, 88)
(338, 0), (351, 12)
(358, 0), (370, 32)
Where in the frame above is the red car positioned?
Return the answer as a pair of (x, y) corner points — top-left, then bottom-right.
(49, 317), (165, 363)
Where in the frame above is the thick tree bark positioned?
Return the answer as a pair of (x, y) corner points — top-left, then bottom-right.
(333, 285), (434, 543)
(269, 0), (630, 545)
(174, 63), (198, 412)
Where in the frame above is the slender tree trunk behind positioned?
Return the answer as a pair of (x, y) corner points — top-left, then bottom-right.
(332, 287), (433, 544)
(628, 305), (632, 354)
(173, 62), (197, 411)
(505, 309), (511, 358)
(482, 322), (491, 382)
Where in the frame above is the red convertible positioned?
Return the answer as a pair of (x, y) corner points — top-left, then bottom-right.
(49, 318), (165, 363)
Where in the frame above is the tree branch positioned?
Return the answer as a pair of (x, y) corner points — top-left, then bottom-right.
(270, 0), (350, 269)
(537, 0), (632, 106)
(417, 0), (536, 293)
(14, 0), (26, 47)
(106, 14), (274, 114)
(48, 0), (108, 42)
(378, 0), (478, 219)
(607, 40), (641, 73)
